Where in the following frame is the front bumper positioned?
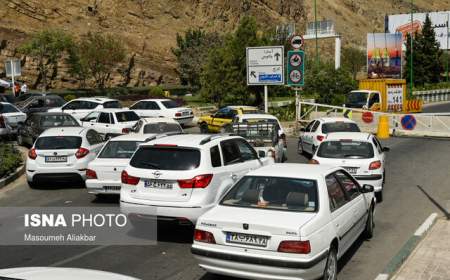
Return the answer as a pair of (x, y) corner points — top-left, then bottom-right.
(86, 179), (121, 194)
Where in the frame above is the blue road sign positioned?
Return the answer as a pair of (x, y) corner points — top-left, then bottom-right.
(259, 74), (282, 82)
(401, 115), (416, 130)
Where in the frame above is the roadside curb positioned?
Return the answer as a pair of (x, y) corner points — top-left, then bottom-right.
(375, 213), (438, 280)
(0, 162), (25, 189)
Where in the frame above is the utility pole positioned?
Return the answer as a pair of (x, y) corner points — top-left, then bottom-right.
(409, 0), (414, 98)
(447, 12), (449, 83)
(314, 0), (319, 65)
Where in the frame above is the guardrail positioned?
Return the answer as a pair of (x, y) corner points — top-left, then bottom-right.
(413, 89), (450, 103)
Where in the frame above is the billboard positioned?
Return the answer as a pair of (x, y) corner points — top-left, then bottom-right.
(367, 33), (402, 79)
(387, 11), (450, 50)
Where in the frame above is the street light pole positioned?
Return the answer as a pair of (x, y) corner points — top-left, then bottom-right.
(409, 0), (414, 97)
(314, 0), (319, 65)
(447, 12), (449, 83)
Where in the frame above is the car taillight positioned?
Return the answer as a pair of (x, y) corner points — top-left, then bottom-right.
(122, 128), (130, 134)
(28, 148), (37, 160)
(278, 240), (311, 254)
(0, 115), (5, 128)
(86, 169), (97, 179)
(309, 159), (319, 164)
(194, 229), (216, 244)
(178, 174), (213, 189)
(175, 112), (182, 117)
(369, 160), (381, 170)
(75, 147), (89, 159)
(316, 135), (325, 141)
(121, 170), (140, 185)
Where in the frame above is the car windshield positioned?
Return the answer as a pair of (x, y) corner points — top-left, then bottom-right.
(143, 123), (182, 134)
(40, 115), (79, 127)
(241, 118), (277, 124)
(103, 101), (122, 108)
(98, 141), (142, 159)
(317, 140), (374, 159)
(130, 147), (200, 170)
(322, 122), (360, 134)
(161, 100), (179, 109)
(35, 136), (82, 150)
(116, 111), (140, 122)
(0, 103), (20, 113)
(347, 91), (368, 103)
(221, 176), (318, 213)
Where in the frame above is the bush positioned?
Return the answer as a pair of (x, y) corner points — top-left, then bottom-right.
(0, 144), (22, 178)
(64, 94), (77, 101)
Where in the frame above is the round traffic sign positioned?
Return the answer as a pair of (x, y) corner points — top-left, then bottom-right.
(401, 115), (416, 130)
(289, 70), (302, 83)
(362, 112), (374, 123)
(290, 35), (304, 49)
(289, 54), (302, 67)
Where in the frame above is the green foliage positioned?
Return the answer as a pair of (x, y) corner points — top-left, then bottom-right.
(413, 82), (450, 91)
(269, 103), (296, 121)
(0, 144), (22, 178)
(149, 85), (164, 97)
(341, 46), (366, 80)
(64, 94), (76, 101)
(18, 29), (73, 91)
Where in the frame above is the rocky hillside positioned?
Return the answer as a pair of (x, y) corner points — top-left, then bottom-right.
(0, 0), (448, 90)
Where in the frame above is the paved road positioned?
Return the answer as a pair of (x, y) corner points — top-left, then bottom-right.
(1, 105), (450, 279)
(423, 101), (450, 113)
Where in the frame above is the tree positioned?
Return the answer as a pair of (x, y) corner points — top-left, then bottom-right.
(19, 29), (73, 91)
(342, 46), (366, 80)
(72, 32), (126, 88)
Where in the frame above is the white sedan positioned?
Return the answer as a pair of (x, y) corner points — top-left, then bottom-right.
(130, 117), (183, 135)
(311, 132), (389, 202)
(129, 99), (193, 126)
(0, 102), (26, 136)
(192, 164), (375, 280)
(80, 109), (140, 139)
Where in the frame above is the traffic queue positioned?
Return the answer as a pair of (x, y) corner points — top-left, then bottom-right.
(0, 95), (389, 280)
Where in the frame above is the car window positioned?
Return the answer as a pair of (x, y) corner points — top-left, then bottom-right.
(86, 130), (103, 145)
(317, 140), (374, 159)
(312, 121), (320, 132)
(78, 101), (98, 110)
(84, 111), (100, 121)
(130, 147), (200, 170)
(98, 141), (142, 159)
(215, 107), (235, 119)
(35, 136), (82, 150)
(325, 174), (348, 211)
(0, 103), (20, 113)
(103, 101), (122, 108)
(40, 115), (79, 127)
(305, 121), (315, 132)
(235, 139), (257, 161)
(130, 102), (143, 110)
(221, 139), (241, 165)
(143, 123), (182, 134)
(210, 145), (222, 167)
(115, 111), (140, 122)
(221, 176), (318, 213)
(98, 112), (111, 124)
(161, 100), (179, 109)
(63, 101), (81, 110)
(372, 137), (382, 154)
(322, 122), (361, 134)
(335, 171), (360, 200)
(145, 101), (160, 110)
(46, 97), (65, 107)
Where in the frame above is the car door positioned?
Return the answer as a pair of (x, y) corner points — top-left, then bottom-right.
(94, 112), (112, 136)
(325, 172), (355, 257)
(210, 108), (235, 132)
(301, 120), (317, 154)
(372, 136), (386, 167)
(130, 101), (146, 117)
(335, 170), (368, 245)
(142, 101), (161, 118)
(85, 129), (105, 157)
(61, 100), (81, 117)
(81, 111), (100, 128)
(220, 139), (258, 182)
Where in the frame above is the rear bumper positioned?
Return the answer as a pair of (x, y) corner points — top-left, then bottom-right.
(175, 116), (194, 125)
(86, 179), (121, 194)
(354, 175), (383, 192)
(26, 166), (86, 183)
(28, 173), (84, 184)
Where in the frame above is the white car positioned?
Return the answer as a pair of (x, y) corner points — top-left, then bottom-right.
(86, 134), (152, 196)
(129, 99), (193, 125)
(298, 117), (360, 156)
(26, 127), (105, 188)
(191, 164), (376, 280)
(311, 132), (389, 202)
(48, 97), (122, 120)
(130, 117), (183, 135)
(0, 102), (26, 136)
(0, 267), (140, 280)
(80, 109), (140, 139)
(233, 113), (284, 136)
(120, 134), (273, 225)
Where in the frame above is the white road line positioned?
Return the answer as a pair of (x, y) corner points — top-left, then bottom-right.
(49, 245), (108, 267)
(414, 213), (438, 236)
(374, 273), (389, 280)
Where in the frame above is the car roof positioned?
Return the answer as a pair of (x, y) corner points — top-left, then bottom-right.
(31, 112), (74, 116)
(239, 113), (278, 120)
(318, 117), (356, 123)
(40, 126), (87, 137)
(108, 133), (155, 142)
(325, 132), (373, 141)
(248, 163), (338, 180)
(141, 117), (178, 124)
(227, 105), (258, 110)
(94, 108), (133, 113)
(138, 99), (171, 102)
(72, 97), (117, 103)
(141, 134), (238, 147)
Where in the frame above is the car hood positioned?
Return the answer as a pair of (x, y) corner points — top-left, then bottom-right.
(0, 267), (140, 280)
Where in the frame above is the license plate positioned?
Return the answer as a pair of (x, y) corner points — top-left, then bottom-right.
(344, 167), (358, 174)
(182, 111), (189, 116)
(144, 180), (173, 189)
(226, 232), (268, 247)
(45, 156), (67, 163)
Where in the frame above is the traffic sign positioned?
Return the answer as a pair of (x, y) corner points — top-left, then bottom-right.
(246, 46), (284, 85)
(5, 59), (21, 77)
(287, 50), (305, 87)
(362, 112), (374, 123)
(401, 115), (416, 130)
(290, 35), (304, 50)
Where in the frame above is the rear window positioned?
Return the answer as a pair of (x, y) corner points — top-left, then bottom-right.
(221, 176), (318, 213)
(130, 147), (200, 170)
(317, 140), (374, 159)
(322, 122), (360, 134)
(161, 100), (179, 109)
(98, 141), (142, 159)
(0, 103), (20, 113)
(115, 111), (140, 122)
(40, 115), (79, 127)
(35, 136), (82, 150)
(143, 123), (182, 134)
(103, 101), (122, 108)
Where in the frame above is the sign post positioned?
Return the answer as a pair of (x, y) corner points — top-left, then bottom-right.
(5, 59), (21, 96)
(246, 46), (285, 113)
(287, 34), (305, 122)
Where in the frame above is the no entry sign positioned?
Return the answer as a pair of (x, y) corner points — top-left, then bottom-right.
(362, 112), (374, 123)
(401, 115), (416, 130)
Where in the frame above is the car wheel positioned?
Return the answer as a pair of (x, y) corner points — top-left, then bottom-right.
(200, 123), (209, 134)
(375, 191), (383, 203)
(364, 204), (375, 239)
(27, 180), (37, 189)
(297, 140), (304, 155)
(323, 248), (337, 280)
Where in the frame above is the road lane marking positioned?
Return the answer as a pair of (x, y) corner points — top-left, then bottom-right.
(49, 245), (108, 267)
(374, 274), (389, 280)
(414, 213), (438, 236)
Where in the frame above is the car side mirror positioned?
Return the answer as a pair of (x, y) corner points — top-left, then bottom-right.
(80, 117), (86, 122)
(382, 147), (390, 152)
(258, 150), (266, 158)
(300, 127), (306, 132)
(361, 184), (374, 193)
